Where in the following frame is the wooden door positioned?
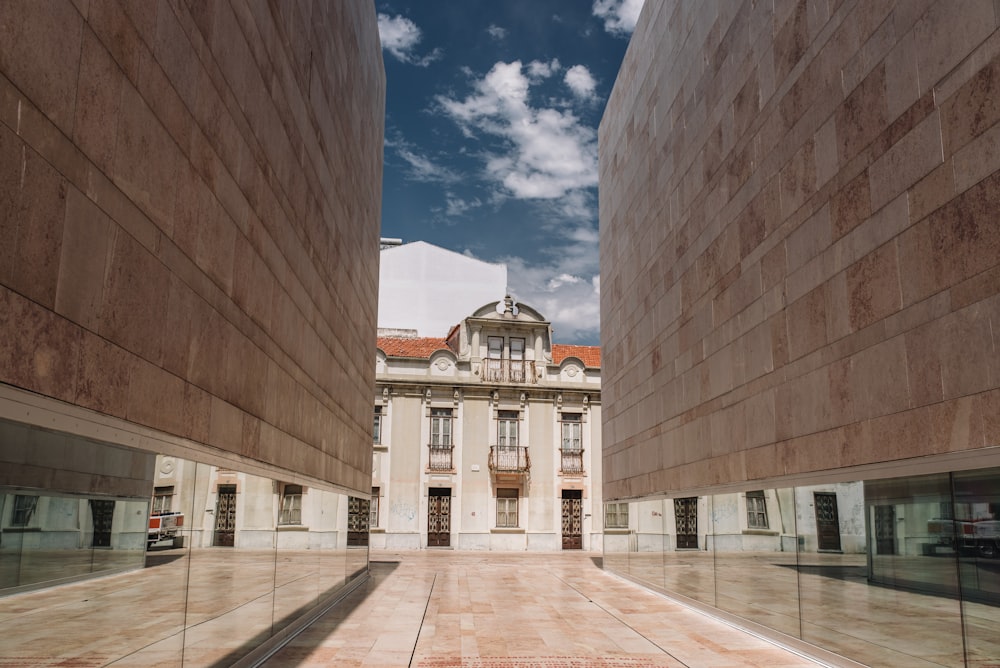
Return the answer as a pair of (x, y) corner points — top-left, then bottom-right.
(213, 485), (236, 547)
(562, 491), (583, 549)
(674, 497), (698, 549)
(814, 492), (842, 552)
(428, 488), (451, 547)
(874, 504), (896, 555)
(348, 496), (370, 546)
(89, 500), (115, 547)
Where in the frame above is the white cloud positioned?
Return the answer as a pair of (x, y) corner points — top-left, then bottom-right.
(527, 59), (561, 79)
(445, 194), (482, 217)
(377, 13), (443, 66)
(504, 255), (601, 343)
(436, 61), (598, 202)
(487, 24), (507, 40)
(397, 148), (459, 182)
(592, 0), (645, 37)
(564, 65), (597, 100)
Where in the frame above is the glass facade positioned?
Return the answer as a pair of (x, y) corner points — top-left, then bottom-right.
(0, 417), (368, 666)
(604, 470), (1000, 667)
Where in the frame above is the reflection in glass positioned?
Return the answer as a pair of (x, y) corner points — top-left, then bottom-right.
(953, 468), (1000, 665)
(0, 417), (370, 667)
(713, 488), (799, 637)
(604, 470), (1000, 667)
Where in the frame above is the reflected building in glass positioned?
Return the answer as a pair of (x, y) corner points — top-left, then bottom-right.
(599, 0), (1000, 666)
(0, 1), (383, 665)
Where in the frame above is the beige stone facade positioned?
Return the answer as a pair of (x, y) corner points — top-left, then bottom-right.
(599, 1), (1000, 665)
(0, 2), (382, 665)
(600, 0), (1000, 500)
(373, 299), (603, 551)
(0, 1), (382, 494)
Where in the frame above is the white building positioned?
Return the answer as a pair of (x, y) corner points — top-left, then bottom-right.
(378, 241), (507, 336)
(370, 297), (603, 551)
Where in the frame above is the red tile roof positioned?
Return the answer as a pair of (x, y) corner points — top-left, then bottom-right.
(552, 344), (601, 368)
(377, 337), (449, 358)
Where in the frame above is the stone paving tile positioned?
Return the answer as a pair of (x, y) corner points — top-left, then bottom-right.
(264, 551), (821, 668)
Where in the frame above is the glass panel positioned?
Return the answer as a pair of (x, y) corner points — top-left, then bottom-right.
(0, 417), (370, 666)
(487, 336), (503, 359)
(631, 499), (667, 591)
(713, 488), (800, 637)
(797, 478), (965, 667)
(953, 467), (1000, 665)
(510, 337), (525, 360)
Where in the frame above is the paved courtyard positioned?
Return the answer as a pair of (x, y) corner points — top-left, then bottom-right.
(264, 550), (821, 668)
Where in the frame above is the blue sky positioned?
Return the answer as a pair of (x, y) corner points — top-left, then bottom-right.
(376, 1), (643, 345)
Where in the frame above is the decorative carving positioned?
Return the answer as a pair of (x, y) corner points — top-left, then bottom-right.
(453, 388), (460, 404)
(382, 386), (389, 402)
(435, 358), (450, 371)
(159, 457), (175, 476)
(519, 392), (526, 407)
(425, 387), (432, 402)
(565, 365), (579, 378)
(556, 393), (563, 408)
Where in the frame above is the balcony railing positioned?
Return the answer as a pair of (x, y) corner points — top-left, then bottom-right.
(483, 359), (537, 384)
(489, 445), (530, 473)
(428, 445), (454, 471)
(560, 449), (584, 474)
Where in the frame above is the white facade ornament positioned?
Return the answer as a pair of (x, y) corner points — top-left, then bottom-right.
(435, 358), (450, 371)
(565, 366), (579, 378)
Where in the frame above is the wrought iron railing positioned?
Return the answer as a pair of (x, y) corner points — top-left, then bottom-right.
(428, 445), (454, 471)
(483, 359), (537, 384)
(560, 449), (584, 474)
(489, 445), (530, 473)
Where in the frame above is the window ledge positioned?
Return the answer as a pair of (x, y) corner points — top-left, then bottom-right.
(604, 528), (630, 534)
(374, 445), (388, 452)
(426, 469), (456, 474)
(491, 528), (524, 534)
(277, 525), (309, 532)
(2, 527), (40, 533)
(370, 528), (385, 534)
(742, 529), (779, 536)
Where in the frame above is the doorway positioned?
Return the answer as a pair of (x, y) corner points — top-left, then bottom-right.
(348, 496), (370, 546)
(814, 492), (842, 551)
(213, 485), (236, 547)
(89, 500), (115, 548)
(674, 497), (698, 549)
(561, 490), (583, 549)
(428, 488), (451, 547)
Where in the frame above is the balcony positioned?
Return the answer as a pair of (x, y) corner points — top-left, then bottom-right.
(489, 445), (530, 474)
(428, 445), (454, 471)
(560, 449), (584, 474)
(483, 359), (537, 384)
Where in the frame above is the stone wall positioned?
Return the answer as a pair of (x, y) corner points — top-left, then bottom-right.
(599, 0), (1000, 500)
(0, 1), (383, 494)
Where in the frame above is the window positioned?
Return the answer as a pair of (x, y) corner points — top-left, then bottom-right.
(498, 410), (518, 447)
(746, 490), (768, 529)
(430, 408), (453, 447)
(373, 406), (382, 445)
(280, 484), (303, 525)
(12, 495), (38, 527)
(510, 337), (525, 360)
(370, 487), (380, 528)
(561, 413), (582, 450)
(152, 486), (174, 515)
(487, 336), (503, 359)
(497, 488), (518, 527)
(605, 502), (629, 529)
